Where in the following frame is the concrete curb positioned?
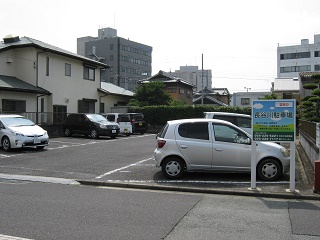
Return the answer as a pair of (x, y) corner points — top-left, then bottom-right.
(78, 180), (320, 201)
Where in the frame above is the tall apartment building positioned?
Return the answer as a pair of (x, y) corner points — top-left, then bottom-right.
(77, 27), (152, 91)
(173, 66), (212, 91)
(277, 34), (320, 78)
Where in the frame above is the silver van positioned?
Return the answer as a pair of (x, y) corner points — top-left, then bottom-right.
(204, 112), (252, 134)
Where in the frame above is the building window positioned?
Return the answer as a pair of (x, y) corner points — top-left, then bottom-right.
(241, 98), (250, 105)
(65, 63), (71, 76)
(315, 51), (320, 57)
(179, 89), (185, 94)
(78, 99), (96, 113)
(53, 105), (67, 123)
(315, 65), (320, 71)
(46, 57), (49, 76)
(280, 52), (310, 60)
(110, 55), (113, 61)
(84, 65), (95, 80)
(167, 88), (176, 93)
(100, 103), (105, 113)
(283, 93), (293, 99)
(280, 65), (311, 73)
(2, 99), (26, 112)
(110, 44), (114, 50)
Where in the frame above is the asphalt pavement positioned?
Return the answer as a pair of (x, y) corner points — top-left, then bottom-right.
(78, 140), (320, 201)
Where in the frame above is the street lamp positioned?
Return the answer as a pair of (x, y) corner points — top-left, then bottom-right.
(244, 87), (251, 92)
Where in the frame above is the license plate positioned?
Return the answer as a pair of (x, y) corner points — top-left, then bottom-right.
(34, 136), (40, 144)
(139, 123), (142, 126)
(124, 129), (128, 132)
(112, 130), (116, 133)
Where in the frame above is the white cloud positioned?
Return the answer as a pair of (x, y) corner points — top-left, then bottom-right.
(253, 103), (264, 109)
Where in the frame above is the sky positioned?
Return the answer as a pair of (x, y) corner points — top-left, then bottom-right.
(1, 0), (320, 93)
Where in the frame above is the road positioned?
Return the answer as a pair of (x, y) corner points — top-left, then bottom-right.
(0, 134), (319, 239)
(0, 181), (319, 240)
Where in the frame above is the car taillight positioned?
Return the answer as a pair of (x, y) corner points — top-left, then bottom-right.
(157, 140), (166, 148)
(131, 118), (135, 123)
(116, 118), (119, 123)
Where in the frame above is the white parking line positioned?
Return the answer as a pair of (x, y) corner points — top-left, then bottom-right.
(0, 234), (34, 240)
(95, 157), (153, 179)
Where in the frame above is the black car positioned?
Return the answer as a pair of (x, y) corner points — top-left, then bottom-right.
(63, 113), (120, 139)
(128, 113), (147, 134)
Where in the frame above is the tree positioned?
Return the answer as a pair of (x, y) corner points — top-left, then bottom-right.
(128, 81), (172, 107)
(262, 93), (278, 99)
(300, 73), (320, 122)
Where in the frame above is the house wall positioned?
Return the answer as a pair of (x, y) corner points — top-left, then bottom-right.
(0, 91), (36, 112)
(100, 94), (131, 113)
(37, 53), (101, 113)
(231, 92), (270, 107)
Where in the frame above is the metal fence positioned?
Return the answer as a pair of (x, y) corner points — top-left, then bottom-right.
(299, 120), (316, 143)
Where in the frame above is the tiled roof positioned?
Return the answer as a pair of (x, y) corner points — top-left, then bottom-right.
(0, 36), (109, 68)
(99, 82), (134, 97)
(140, 70), (195, 87)
(0, 75), (51, 94)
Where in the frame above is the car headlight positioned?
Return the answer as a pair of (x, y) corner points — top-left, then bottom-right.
(10, 130), (24, 137)
(99, 124), (107, 129)
(280, 148), (290, 157)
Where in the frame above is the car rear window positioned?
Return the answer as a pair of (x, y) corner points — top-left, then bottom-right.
(119, 115), (130, 122)
(131, 114), (144, 121)
(158, 123), (169, 138)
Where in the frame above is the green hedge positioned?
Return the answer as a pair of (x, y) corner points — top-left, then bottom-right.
(129, 105), (251, 126)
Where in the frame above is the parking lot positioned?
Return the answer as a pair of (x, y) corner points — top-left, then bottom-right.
(0, 133), (299, 191)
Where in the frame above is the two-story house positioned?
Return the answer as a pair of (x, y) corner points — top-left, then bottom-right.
(139, 70), (195, 104)
(0, 35), (133, 124)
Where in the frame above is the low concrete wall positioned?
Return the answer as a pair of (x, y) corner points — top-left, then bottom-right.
(299, 131), (318, 168)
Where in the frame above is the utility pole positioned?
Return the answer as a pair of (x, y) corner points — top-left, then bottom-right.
(201, 54), (204, 105)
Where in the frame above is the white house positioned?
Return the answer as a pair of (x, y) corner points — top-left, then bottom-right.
(0, 35), (133, 124)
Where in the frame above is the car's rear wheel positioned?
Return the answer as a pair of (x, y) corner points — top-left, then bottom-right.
(90, 128), (99, 139)
(1, 136), (11, 152)
(162, 157), (185, 179)
(64, 128), (72, 137)
(257, 158), (281, 181)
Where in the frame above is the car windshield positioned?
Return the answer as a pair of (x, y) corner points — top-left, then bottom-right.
(86, 114), (106, 122)
(1, 117), (35, 127)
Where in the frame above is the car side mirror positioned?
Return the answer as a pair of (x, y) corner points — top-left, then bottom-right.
(246, 138), (251, 144)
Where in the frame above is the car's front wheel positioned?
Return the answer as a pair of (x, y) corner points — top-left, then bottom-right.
(257, 158), (281, 181)
(1, 136), (11, 152)
(162, 157), (185, 179)
(90, 128), (99, 139)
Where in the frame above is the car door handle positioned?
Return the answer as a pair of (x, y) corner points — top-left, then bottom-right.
(215, 148), (223, 152)
(180, 145), (188, 149)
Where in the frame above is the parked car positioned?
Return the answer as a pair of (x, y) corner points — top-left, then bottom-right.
(63, 113), (120, 139)
(0, 114), (49, 151)
(204, 112), (252, 134)
(154, 118), (290, 181)
(128, 113), (147, 134)
(103, 113), (132, 136)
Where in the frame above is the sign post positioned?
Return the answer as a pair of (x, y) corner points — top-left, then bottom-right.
(251, 100), (296, 191)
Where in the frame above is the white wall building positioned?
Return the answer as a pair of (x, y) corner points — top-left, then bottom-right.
(277, 34), (320, 78)
(231, 92), (270, 108)
(173, 66), (212, 92)
(0, 35), (133, 124)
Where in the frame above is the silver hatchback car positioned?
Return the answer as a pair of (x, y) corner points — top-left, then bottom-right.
(0, 114), (49, 151)
(154, 119), (290, 181)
